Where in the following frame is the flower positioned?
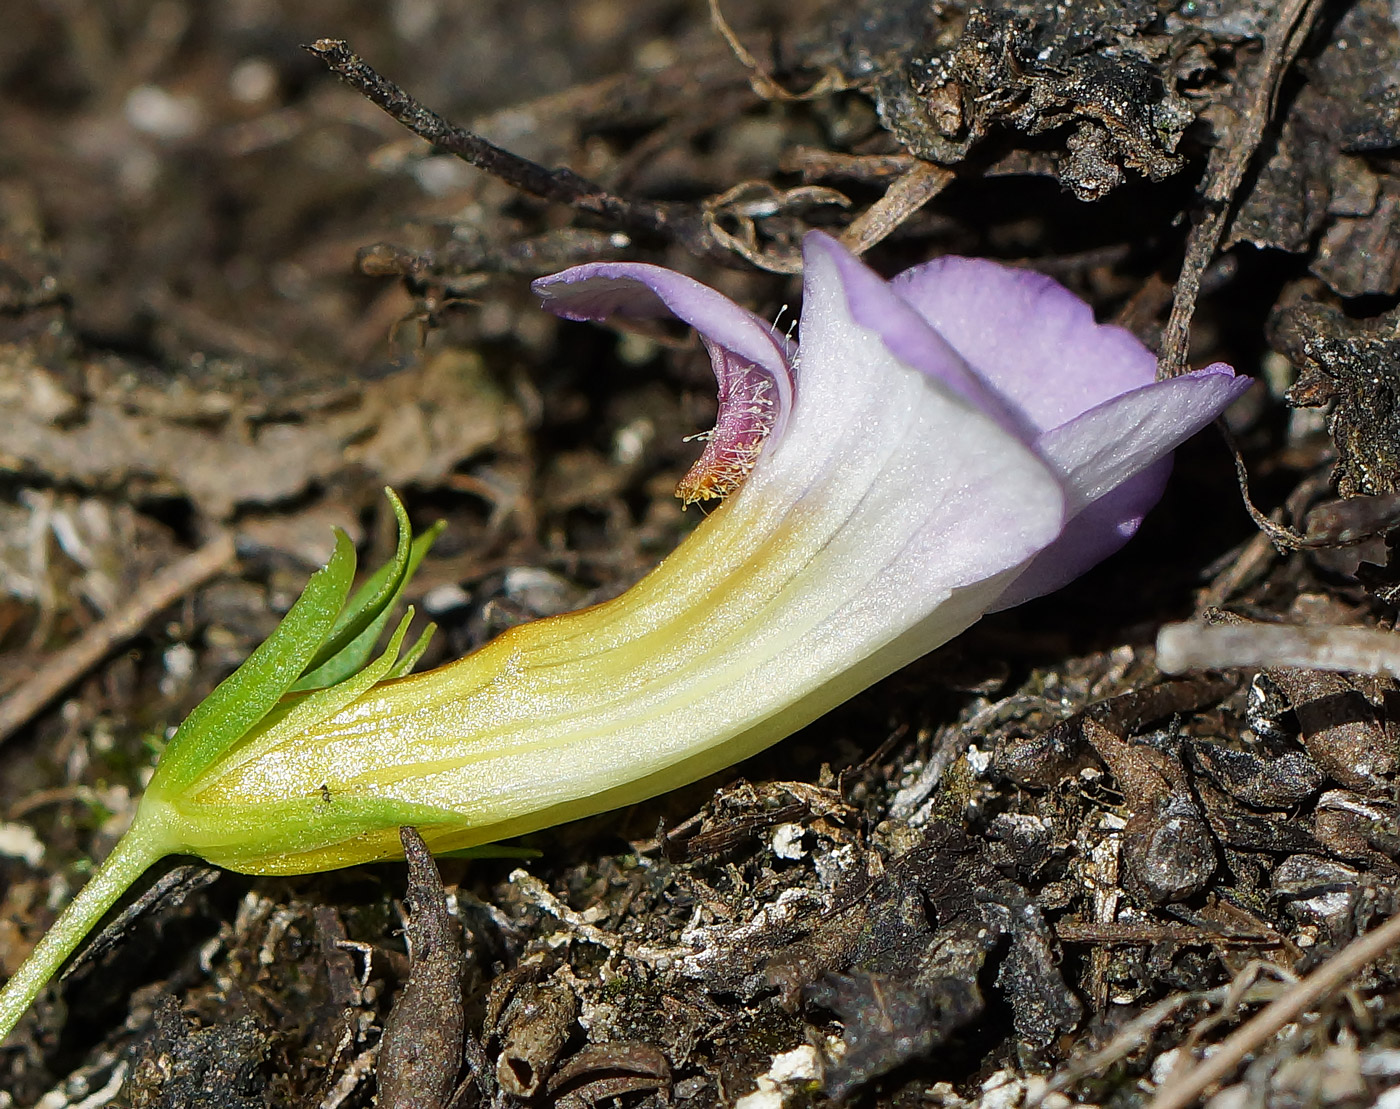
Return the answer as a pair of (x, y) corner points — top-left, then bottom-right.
(0, 235), (1248, 1040)
(174, 233), (1247, 874)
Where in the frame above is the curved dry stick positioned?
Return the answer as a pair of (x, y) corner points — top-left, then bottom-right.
(305, 39), (719, 257)
(1157, 0), (1323, 377)
(840, 162), (955, 256)
(1148, 909), (1400, 1109)
(0, 533), (235, 743)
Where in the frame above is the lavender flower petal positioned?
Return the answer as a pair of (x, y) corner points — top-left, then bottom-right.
(889, 253), (1249, 601)
(803, 233), (1024, 433)
(891, 256), (1158, 433)
(1034, 365), (1249, 513)
(765, 233), (1066, 620)
(992, 365), (1248, 606)
(534, 262), (796, 500)
(992, 460), (1171, 608)
(532, 261), (793, 402)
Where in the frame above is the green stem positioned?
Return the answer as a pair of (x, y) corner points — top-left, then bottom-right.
(0, 814), (170, 1043)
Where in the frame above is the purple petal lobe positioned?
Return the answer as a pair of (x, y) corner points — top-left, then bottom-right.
(770, 231), (1066, 614)
(992, 459), (1171, 609)
(532, 263), (792, 383)
(1035, 364), (1250, 513)
(534, 262), (795, 502)
(891, 257), (1158, 433)
(801, 233), (1024, 434)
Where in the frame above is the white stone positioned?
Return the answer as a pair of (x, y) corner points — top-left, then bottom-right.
(0, 822), (43, 867)
(768, 1045), (821, 1084)
(770, 823), (806, 860)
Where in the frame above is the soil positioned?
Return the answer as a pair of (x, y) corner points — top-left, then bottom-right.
(3, 1), (1400, 1107)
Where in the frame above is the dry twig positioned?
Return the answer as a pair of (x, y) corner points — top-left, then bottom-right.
(1147, 908), (1400, 1109)
(839, 162), (955, 256)
(305, 40), (724, 260)
(1157, 620), (1400, 679)
(1040, 986), (1231, 1100)
(0, 533), (236, 743)
(707, 0), (847, 101)
(1157, 0), (1324, 376)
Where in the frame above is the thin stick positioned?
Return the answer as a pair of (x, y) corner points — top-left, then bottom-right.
(707, 0), (846, 101)
(1156, 621), (1400, 679)
(1147, 909), (1400, 1109)
(840, 162), (954, 256)
(1157, 0), (1321, 377)
(1221, 421), (1311, 549)
(305, 40), (714, 253)
(0, 533), (236, 743)
(1039, 986), (1229, 1100)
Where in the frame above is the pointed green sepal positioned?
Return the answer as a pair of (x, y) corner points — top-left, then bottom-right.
(147, 529), (358, 795)
(389, 622), (437, 679)
(293, 506), (445, 692)
(186, 610), (418, 793)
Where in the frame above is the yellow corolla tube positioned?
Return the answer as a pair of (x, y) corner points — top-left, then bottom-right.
(0, 233), (1248, 1040)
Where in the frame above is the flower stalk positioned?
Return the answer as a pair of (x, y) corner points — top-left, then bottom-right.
(0, 812), (168, 1040)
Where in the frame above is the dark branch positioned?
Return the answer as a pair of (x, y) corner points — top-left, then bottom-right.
(1156, 0), (1323, 377)
(305, 39), (718, 254)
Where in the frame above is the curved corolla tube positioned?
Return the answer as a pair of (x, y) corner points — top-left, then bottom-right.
(162, 234), (1248, 873)
(0, 233), (1250, 1042)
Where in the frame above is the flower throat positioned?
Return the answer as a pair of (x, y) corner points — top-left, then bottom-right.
(676, 353), (779, 505)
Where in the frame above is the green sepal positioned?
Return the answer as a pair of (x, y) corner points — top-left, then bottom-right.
(389, 622), (436, 679)
(297, 490), (412, 681)
(148, 490), (444, 799)
(293, 514), (444, 692)
(170, 788), (476, 873)
(186, 610), (417, 794)
(148, 529), (358, 796)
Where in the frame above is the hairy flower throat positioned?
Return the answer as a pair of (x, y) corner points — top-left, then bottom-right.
(677, 349), (779, 505)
